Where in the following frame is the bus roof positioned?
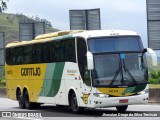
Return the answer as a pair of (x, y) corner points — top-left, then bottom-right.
(6, 30), (138, 48)
(73, 30), (138, 38)
(6, 30), (84, 48)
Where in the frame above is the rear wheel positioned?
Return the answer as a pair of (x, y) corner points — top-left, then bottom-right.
(70, 92), (84, 114)
(17, 90), (25, 109)
(24, 90), (31, 109)
(23, 90), (41, 109)
(116, 105), (128, 112)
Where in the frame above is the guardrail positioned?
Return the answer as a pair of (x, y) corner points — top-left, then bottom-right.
(0, 88), (160, 103)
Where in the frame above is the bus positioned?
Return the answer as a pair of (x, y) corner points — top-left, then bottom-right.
(5, 30), (157, 113)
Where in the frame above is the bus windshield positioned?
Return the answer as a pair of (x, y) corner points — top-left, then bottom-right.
(92, 53), (148, 87)
(88, 36), (147, 87)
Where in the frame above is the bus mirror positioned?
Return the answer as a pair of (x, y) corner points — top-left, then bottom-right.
(146, 48), (158, 66)
(143, 48), (147, 53)
(87, 51), (94, 70)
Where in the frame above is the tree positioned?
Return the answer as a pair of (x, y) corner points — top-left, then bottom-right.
(0, 0), (8, 11)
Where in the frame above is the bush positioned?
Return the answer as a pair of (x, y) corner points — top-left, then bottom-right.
(153, 80), (158, 84)
(149, 70), (160, 84)
(150, 70), (159, 79)
(149, 78), (154, 84)
(149, 77), (159, 85)
(158, 79), (160, 84)
(0, 78), (2, 84)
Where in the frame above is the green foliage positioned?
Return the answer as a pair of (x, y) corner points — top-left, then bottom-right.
(0, 77), (5, 87)
(0, 13), (58, 43)
(150, 70), (158, 79)
(158, 79), (160, 84)
(149, 70), (160, 85)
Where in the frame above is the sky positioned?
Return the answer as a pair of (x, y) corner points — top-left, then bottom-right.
(5, 0), (148, 47)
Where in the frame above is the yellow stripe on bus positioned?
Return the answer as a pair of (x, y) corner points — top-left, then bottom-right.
(97, 88), (134, 96)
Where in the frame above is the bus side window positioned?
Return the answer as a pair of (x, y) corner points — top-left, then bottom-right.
(6, 48), (11, 65)
(64, 39), (76, 62)
(32, 45), (42, 63)
(51, 41), (64, 62)
(42, 43), (50, 63)
(23, 46), (32, 64)
(16, 47), (23, 64)
(77, 37), (91, 86)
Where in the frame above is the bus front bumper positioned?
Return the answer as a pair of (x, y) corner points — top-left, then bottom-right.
(92, 94), (148, 108)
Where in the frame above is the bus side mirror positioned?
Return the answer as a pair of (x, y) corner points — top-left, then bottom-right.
(146, 48), (158, 66)
(87, 51), (94, 70)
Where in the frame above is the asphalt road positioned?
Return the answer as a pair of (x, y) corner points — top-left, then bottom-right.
(0, 98), (160, 120)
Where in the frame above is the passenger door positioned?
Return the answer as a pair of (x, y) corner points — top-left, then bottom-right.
(77, 37), (91, 106)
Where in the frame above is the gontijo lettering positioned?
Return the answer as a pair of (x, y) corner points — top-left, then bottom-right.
(21, 67), (41, 76)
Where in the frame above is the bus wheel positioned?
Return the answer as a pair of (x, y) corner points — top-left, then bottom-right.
(116, 105), (128, 112)
(24, 90), (32, 109)
(70, 92), (84, 114)
(17, 90), (25, 109)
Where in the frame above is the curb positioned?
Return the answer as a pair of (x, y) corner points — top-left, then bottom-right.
(149, 88), (160, 103)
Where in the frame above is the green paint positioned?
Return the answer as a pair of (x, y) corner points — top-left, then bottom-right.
(132, 85), (146, 93)
(39, 62), (65, 97)
(47, 62), (65, 97)
(39, 63), (56, 96)
(124, 84), (147, 94)
(124, 86), (136, 93)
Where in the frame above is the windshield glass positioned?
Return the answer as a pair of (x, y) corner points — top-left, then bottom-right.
(88, 36), (143, 53)
(92, 53), (148, 87)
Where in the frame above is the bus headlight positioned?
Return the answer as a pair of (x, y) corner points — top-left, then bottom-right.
(93, 93), (109, 98)
(137, 89), (149, 95)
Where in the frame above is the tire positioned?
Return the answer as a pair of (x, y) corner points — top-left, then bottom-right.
(17, 90), (25, 109)
(24, 90), (31, 109)
(24, 90), (41, 109)
(70, 92), (84, 114)
(116, 105), (128, 112)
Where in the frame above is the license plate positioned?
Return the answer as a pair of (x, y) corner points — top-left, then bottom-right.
(119, 99), (128, 103)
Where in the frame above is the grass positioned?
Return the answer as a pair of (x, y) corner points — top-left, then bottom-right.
(0, 13), (58, 42)
(149, 84), (160, 89)
(0, 79), (6, 88)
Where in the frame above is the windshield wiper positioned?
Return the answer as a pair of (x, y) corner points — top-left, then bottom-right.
(121, 59), (137, 85)
(110, 54), (137, 86)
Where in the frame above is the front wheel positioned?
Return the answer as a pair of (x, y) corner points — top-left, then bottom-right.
(116, 105), (128, 112)
(70, 92), (84, 114)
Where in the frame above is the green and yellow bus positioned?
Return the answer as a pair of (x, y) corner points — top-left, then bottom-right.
(5, 30), (157, 113)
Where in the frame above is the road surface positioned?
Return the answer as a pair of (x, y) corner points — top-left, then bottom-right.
(0, 98), (160, 120)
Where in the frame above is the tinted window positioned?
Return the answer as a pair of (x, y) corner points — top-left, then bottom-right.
(64, 39), (76, 62)
(23, 46), (32, 64)
(42, 43), (51, 63)
(32, 45), (42, 63)
(77, 37), (91, 86)
(6, 38), (76, 65)
(88, 36), (143, 53)
(50, 41), (64, 62)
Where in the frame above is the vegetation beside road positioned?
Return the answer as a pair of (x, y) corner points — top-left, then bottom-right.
(0, 79), (5, 88)
(0, 12), (58, 43)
